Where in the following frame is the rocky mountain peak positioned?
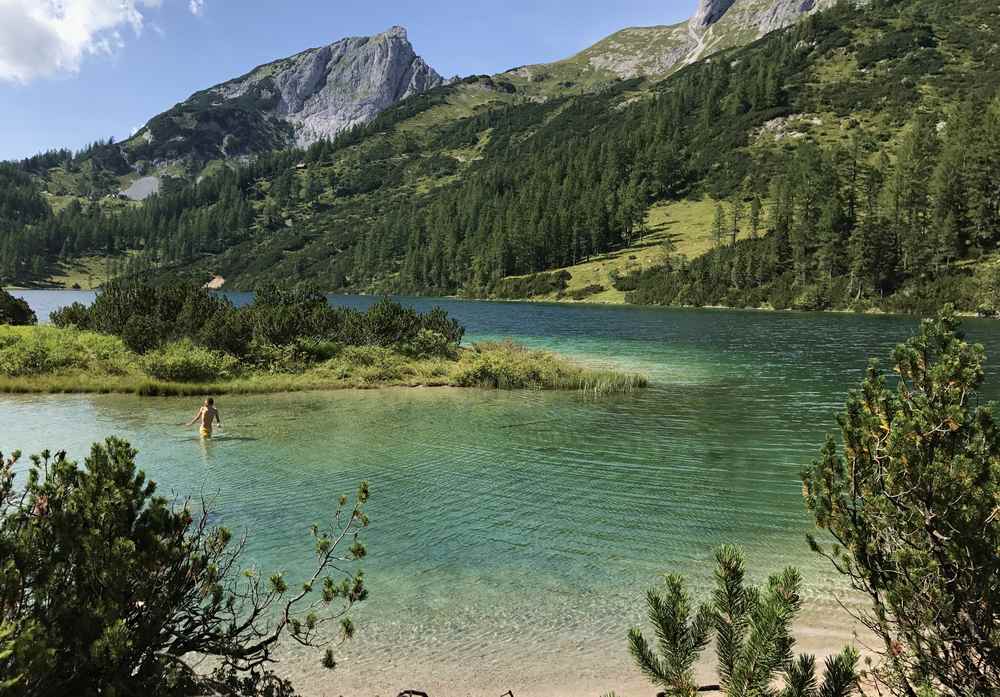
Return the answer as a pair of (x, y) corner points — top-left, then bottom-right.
(127, 26), (443, 163)
(575, 0), (842, 81)
(380, 25), (409, 39)
(691, 0), (738, 28)
(216, 25), (444, 146)
(691, 0), (836, 38)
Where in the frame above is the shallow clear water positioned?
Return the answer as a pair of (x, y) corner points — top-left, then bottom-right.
(7, 291), (1000, 695)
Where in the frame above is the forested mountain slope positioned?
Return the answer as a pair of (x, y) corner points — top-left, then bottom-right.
(4, 0), (1000, 315)
(6, 0), (835, 198)
(0, 26), (446, 221)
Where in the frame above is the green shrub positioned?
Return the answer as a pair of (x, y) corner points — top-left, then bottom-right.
(560, 284), (605, 301)
(492, 270), (571, 299)
(611, 269), (642, 292)
(121, 314), (167, 354)
(803, 311), (1000, 694)
(419, 307), (464, 345)
(293, 338), (342, 362)
(50, 302), (91, 329)
(197, 309), (252, 356)
(0, 440), (370, 695)
(321, 346), (410, 383)
(244, 340), (310, 374)
(140, 340), (240, 382)
(455, 343), (545, 389)
(245, 283), (338, 346)
(627, 546), (859, 697)
(401, 330), (455, 359)
(768, 273), (797, 310)
(0, 290), (35, 326)
(856, 24), (937, 68)
(364, 297), (421, 347)
(454, 341), (647, 393)
(334, 346), (391, 368)
(793, 282), (831, 312)
(84, 280), (209, 337)
(357, 362), (406, 384)
(0, 336), (49, 376)
(52, 282), (466, 365)
(0, 327), (134, 377)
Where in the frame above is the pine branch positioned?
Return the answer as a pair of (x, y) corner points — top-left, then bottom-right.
(818, 648), (860, 697)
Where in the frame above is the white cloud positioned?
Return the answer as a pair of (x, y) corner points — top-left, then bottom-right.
(0, 0), (164, 83)
(188, 0), (204, 16)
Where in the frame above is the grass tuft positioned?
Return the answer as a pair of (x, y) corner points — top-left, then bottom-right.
(454, 341), (647, 395)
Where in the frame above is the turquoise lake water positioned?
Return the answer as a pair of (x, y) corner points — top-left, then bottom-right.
(7, 291), (1000, 695)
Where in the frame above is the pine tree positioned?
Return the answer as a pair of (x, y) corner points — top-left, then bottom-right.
(629, 546), (859, 697)
(0, 289), (36, 325)
(712, 204), (727, 248)
(804, 311), (1000, 696)
(0, 440), (371, 695)
(884, 115), (939, 274)
(729, 196), (744, 247)
(968, 96), (1000, 251)
(931, 102), (975, 263)
(749, 193), (762, 240)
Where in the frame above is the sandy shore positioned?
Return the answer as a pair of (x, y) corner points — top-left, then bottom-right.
(274, 607), (873, 697)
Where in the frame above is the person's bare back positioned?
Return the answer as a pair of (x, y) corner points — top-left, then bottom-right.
(187, 398), (221, 438)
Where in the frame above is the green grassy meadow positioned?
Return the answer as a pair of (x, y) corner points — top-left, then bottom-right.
(0, 326), (647, 396)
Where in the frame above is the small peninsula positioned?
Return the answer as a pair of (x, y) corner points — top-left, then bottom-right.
(0, 285), (645, 396)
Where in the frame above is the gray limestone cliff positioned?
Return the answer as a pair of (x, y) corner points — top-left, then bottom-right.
(690, 0), (739, 28)
(574, 0), (843, 81)
(694, 0), (837, 38)
(216, 26), (444, 146)
(126, 26), (443, 163)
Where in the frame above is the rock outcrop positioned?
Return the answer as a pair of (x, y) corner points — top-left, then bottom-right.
(126, 26), (443, 163)
(216, 26), (443, 146)
(695, 0), (837, 39)
(574, 0), (842, 80)
(690, 0), (739, 28)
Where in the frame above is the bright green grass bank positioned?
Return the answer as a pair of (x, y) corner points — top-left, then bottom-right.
(0, 326), (647, 396)
(495, 197), (760, 304)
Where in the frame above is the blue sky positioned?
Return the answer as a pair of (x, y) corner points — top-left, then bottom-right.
(0, 0), (695, 161)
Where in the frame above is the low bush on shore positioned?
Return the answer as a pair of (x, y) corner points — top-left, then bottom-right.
(490, 270), (572, 299)
(140, 339), (241, 382)
(0, 289), (35, 326)
(628, 546), (860, 697)
(51, 281), (465, 359)
(0, 326), (646, 396)
(0, 326), (135, 377)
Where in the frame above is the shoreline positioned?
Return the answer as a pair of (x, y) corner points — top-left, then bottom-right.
(467, 293), (991, 319)
(9, 286), (989, 321)
(272, 608), (875, 697)
(0, 367), (648, 397)
(0, 373), (475, 397)
(0, 327), (648, 397)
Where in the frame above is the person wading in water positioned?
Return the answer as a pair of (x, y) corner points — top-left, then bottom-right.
(187, 398), (222, 438)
